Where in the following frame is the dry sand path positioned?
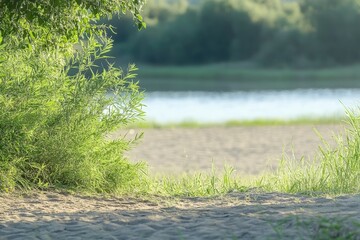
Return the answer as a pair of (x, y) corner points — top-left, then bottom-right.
(1, 191), (360, 239)
(115, 124), (345, 176)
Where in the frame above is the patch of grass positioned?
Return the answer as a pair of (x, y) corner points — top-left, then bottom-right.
(127, 117), (344, 129)
(270, 216), (360, 239)
(138, 63), (360, 81)
(137, 63), (360, 91)
(133, 105), (360, 198)
(258, 107), (360, 195)
(225, 117), (343, 127)
(143, 107), (358, 198)
(146, 165), (248, 197)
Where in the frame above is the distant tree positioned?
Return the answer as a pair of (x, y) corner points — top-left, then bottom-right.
(104, 0), (360, 67)
(302, 0), (360, 64)
(198, 0), (235, 62)
(229, 9), (262, 61)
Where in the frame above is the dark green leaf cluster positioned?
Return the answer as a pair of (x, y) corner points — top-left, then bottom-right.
(0, 0), (145, 50)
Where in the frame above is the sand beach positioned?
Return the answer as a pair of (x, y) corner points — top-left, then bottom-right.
(121, 124), (345, 176)
(1, 190), (360, 239)
(2, 124), (359, 239)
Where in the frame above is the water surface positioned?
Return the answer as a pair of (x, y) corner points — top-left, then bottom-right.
(143, 89), (360, 123)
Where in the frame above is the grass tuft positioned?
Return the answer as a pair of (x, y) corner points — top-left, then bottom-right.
(258, 107), (360, 195)
(146, 165), (248, 197)
(269, 216), (360, 239)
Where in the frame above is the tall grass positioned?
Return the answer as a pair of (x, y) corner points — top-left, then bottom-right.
(147, 107), (360, 197)
(259, 107), (360, 195)
(0, 36), (145, 193)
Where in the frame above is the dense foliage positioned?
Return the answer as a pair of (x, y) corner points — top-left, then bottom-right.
(0, 0), (147, 193)
(110, 0), (360, 67)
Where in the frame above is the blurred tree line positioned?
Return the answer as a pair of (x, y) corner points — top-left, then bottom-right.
(108, 0), (360, 67)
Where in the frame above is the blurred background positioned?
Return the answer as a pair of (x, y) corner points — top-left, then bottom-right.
(105, 0), (360, 123)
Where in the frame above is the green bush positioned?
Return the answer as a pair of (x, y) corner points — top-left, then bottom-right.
(0, 1), (146, 193)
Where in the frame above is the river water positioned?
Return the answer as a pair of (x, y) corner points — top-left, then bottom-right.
(142, 89), (360, 123)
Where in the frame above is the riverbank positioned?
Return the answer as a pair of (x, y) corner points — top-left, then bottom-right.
(136, 63), (360, 91)
(2, 123), (359, 239)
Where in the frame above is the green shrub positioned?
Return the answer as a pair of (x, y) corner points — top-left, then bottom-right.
(0, 1), (146, 193)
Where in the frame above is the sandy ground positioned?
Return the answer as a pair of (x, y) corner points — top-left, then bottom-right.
(2, 124), (358, 240)
(115, 124), (346, 176)
(1, 191), (360, 239)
